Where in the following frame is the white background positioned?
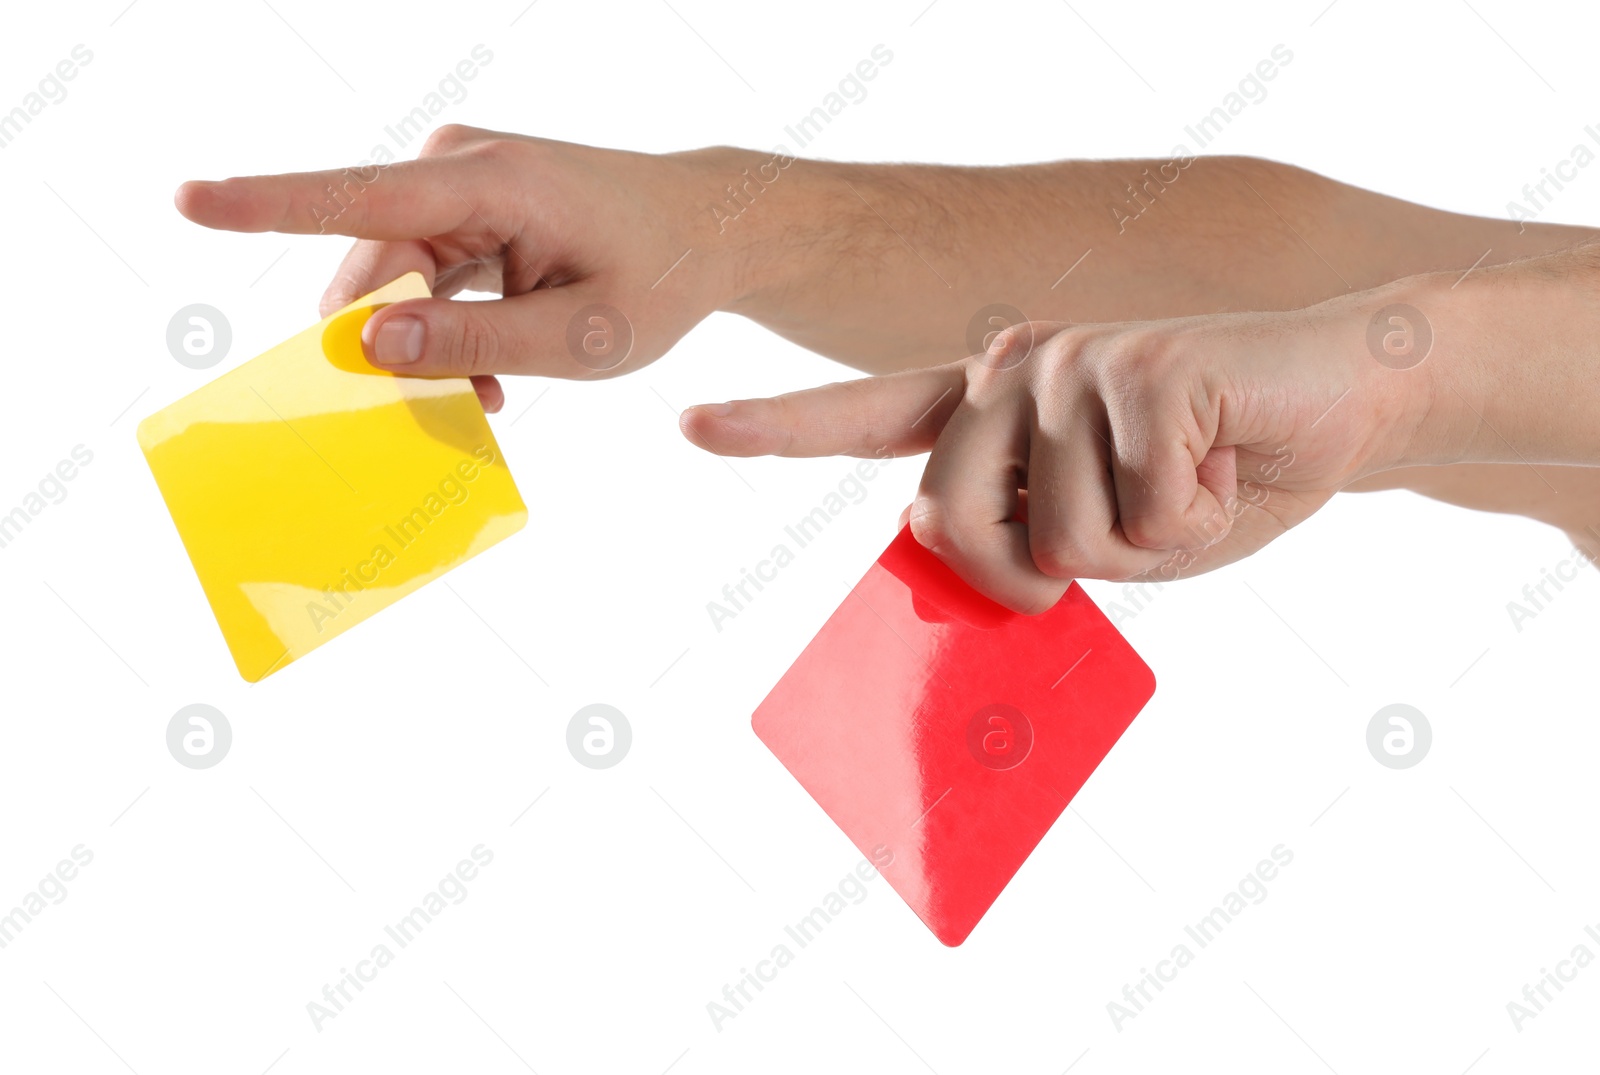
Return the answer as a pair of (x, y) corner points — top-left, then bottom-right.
(2, 0), (1598, 1072)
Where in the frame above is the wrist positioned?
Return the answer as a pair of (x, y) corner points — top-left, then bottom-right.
(1381, 272), (1488, 470)
(1345, 247), (1600, 473)
(668, 145), (844, 317)
(1310, 272), (1473, 475)
(1324, 264), (1572, 473)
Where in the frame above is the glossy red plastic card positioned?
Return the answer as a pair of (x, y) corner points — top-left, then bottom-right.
(753, 526), (1156, 945)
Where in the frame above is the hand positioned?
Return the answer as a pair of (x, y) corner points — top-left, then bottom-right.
(175, 125), (751, 411)
(680, 301), (1448, 613)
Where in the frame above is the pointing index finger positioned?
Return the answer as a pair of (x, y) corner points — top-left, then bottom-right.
(174, 157), (477, 239)
(680, 363), (968, 459)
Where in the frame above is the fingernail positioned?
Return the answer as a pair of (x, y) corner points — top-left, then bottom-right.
(701, 402), (734, 417)
(371, 315), (424, 364)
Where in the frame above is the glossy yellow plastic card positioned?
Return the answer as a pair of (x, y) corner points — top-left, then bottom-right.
(138, 273), (526, 682)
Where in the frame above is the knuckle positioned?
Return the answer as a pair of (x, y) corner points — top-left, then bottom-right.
(1013, 588), (1062, 617)
(1014, 318), (1069, 354)
(1030, 540), (1088, 580)
(976, 319), (1057, 377)
(1100, 327), (1189, 405)
(764, 392), (809, 453)
(345, 193), (374, 235)
(1120, 511), (1176, 551)
(908, 498), (960, 556)
(1099, 339), (1164, 401)
(835, 378), (895, 451)
(1033, 327), (1094, 382)
(443, 313), (500, 374)
(321, 273), (361, 315)
(420, 123), (479, 156)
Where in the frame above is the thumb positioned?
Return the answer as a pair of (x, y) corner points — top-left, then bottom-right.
(681, 362), (966, 458)
(360, 287), (641, 379)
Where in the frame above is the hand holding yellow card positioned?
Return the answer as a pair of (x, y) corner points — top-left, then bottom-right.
(139, 274), (527, 681)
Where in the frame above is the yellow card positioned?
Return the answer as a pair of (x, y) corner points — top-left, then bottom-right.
(138, 273), (527, 682)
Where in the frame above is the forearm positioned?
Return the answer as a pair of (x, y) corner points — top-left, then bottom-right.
(696, 148), (1597, 372)
(690, 146), (1600, 540)
(1272, 242), (1600, 480)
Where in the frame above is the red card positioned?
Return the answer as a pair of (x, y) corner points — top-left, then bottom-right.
(753, 526), (1156, 945)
